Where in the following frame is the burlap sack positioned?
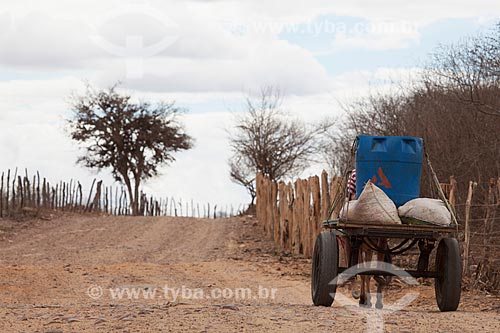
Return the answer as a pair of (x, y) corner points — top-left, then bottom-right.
(340, 181), (401, 224)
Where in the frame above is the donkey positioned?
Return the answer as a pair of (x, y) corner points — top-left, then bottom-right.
(358, 238), (392, 309)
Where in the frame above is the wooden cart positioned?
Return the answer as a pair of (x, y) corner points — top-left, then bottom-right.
(311, 219), (461, 312)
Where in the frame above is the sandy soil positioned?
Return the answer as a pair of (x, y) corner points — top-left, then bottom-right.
(0, 214), (499, 332)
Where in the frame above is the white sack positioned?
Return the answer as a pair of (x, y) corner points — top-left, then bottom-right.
(398, 198), (451, 226)
(340, 181), (401, 224)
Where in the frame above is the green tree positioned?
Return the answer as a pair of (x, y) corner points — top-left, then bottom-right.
(69, 84), (193, 215)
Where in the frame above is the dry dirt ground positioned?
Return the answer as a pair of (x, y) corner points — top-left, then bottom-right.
(0, 214), (499, 332)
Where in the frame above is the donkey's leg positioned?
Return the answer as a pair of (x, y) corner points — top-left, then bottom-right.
(359, 275), (365, 305)
(359, 246), (372, 307)
(359, 275), (372, 307)
(365, 275), (372, 307)
(374, 276), (385, 309)
(374, 238), (390, 309)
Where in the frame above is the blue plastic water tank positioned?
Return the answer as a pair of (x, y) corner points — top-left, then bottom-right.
(355, 135), (423, 207)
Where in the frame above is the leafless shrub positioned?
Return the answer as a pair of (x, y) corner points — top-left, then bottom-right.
(228, 86), (334, 203)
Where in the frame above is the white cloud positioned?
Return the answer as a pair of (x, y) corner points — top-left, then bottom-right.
(0, 2), (332, 95)
(1, 0), (498, 94)
(88, 37), (332, 95)
(0, 12), (102, 68)
(329, 20), (421, 51)
(282, 93), (338, 121)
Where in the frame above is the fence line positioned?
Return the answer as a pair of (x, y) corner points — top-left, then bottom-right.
(256, 171), (343, 257)
(0, 168), (244, 219)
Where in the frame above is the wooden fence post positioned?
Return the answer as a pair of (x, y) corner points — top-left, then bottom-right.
(292, 179), (301, 255)
(85, 179), (96, 212)
(52, 185), (56, 210)
(260, 173), (267, 229)
(320, 171), (330, 221)
(72, 181), (78, 211)
(286, 182), (294, 252)
(42, 178), (47, 209)
(267, 177), (272, 236)
(449, 176), (457, 209)
(265, 177), (272, 237)
(303, 179), (311, 256)
(46, 181), (51, 209)
(24, 169), (31, 208)
(463, 181), (476, 275)
(272, 181), (279, 245)
(278, 181), (287, 250)
(329, 177), (343, 218)
(18, 175), (23, 210)
(68, 179), (73, 209)
(36, 171), (40, 209)
(62, 182), (66, 211)
(6, 169), (10, 214)
(310, 175), (321, 254)
(11, 168), (18, 211)
(58, 181), (62, 210)
(90, 180), (102, 213)
(32, 175), (36, 206)
(104, 186), (109, 214)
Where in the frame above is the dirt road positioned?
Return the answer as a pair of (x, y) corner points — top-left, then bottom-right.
(0, 214), (498, 332)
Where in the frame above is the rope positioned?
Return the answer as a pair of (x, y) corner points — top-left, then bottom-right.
(423, 142), (459, 226)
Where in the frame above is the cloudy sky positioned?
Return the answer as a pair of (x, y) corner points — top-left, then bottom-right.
(1, 0), (500, 212)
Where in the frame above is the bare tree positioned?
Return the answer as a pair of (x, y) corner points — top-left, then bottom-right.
(427, 24), (500, 116)
(68, 83), (194, 215)
(229, 86), (333, 203)
(229, 155), (256, 205)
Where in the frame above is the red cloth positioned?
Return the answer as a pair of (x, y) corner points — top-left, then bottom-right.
(347, 169), (356, 196)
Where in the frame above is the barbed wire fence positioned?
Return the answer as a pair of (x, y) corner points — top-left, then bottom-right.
(460, 179), (500, 291)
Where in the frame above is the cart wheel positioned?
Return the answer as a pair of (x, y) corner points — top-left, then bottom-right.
(435, 238), (461, 312)
(311, 231), (339, 306)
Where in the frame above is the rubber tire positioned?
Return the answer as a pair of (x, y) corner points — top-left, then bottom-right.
(435, 237), (462, 312)
(311, 231), (339, 306)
